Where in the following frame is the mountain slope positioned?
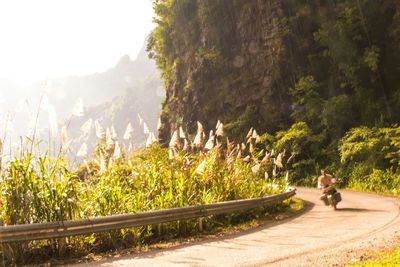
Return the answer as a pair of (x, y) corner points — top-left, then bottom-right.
(66, 45), (163, 154)
(0, 42), (163, 155)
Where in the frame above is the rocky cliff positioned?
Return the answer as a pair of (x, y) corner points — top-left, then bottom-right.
(148, 0), (400, 145)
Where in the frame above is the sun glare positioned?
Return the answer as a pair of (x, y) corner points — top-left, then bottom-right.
(0, 0), (154, 85)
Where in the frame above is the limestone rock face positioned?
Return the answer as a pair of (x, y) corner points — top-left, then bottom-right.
(156, 1), (294, 144)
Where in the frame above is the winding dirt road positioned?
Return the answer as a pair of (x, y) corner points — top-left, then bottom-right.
(79, 188), (400, 266)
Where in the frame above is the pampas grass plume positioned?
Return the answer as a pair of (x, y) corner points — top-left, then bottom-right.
(77, 142), (88, 157)
(95, 120), (105, 139)
(169, 130), (179, 148)
(123, 123), (133, 140)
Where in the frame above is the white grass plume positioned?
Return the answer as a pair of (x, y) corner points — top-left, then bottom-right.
(113, 141), (121, 159)
(106, 128), (114, 148)
(204, 130), (215, 150)
(252, 129), (261, 144)
(195, 160), (206, 175)
(95, 120), (105, 139)
(216, 120), (221, 130)
(274, 152), (283, 168)
(169, 130), (179, 148)
(99, 152), (107, 174)
(77, 142), (88, 157)
(123, 122), (133, 140)
(81, 118), (93, 137)
(179, 126), (186, 139)
(143, 122), (150, 135)
(215, 121), (224, 136)
(169, 148), (176, 160)
(182, 138), (190, 151)
(262, 151), (270, 163)
(246, 127), (254, 139)
(146, 132), (157, 147)
(193, 121), (205, 147)
(111, 126), (117, 139)
(241, 143), (246, 151)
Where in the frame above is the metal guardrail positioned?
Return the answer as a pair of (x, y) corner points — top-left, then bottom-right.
(0, 189), (295, 243)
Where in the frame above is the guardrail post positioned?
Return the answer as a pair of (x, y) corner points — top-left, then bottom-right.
(58, 237), (66, 257)
(198, 217), (203, 232)
(157, 223), (162, 236)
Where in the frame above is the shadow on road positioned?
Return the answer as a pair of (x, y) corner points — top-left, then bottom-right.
(335, 207), (384, 212)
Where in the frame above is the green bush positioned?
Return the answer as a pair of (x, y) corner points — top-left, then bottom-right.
(349, 168), (400, 194)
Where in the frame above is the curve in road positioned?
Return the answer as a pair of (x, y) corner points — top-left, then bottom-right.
(78, 188), (400, 267)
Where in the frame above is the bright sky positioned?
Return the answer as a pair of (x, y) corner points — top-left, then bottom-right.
(0, 0), (155, 85)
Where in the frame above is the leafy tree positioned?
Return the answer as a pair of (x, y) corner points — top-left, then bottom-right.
(274, 122), (322, 182)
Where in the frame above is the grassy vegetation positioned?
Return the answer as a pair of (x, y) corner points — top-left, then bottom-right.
(0, 122), (292, 265)
(347, 247), (400, 266)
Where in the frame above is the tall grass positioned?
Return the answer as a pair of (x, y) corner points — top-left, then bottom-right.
(0, 121), (292, 265)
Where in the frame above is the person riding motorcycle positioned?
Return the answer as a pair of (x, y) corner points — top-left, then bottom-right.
(318, 169), (337, 205)
(317, 169), (336, 190)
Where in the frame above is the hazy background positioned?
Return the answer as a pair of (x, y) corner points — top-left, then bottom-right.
(0, 0), (163, 157)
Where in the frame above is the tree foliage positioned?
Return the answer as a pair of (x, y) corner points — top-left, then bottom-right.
(148, 0), (400, 187)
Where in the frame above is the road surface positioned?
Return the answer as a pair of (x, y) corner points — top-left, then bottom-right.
(77, 188), (400, 266)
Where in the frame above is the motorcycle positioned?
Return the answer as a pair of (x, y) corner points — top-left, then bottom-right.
(319, 185), (341, 210)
